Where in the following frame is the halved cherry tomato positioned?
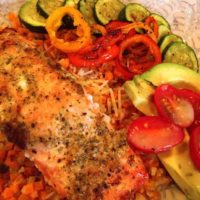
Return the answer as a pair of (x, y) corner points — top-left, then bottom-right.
(154, 84), (194, 128)
(179, 89), (200, 128)
(127, 116), (185, 153)
(68, 30), (123, 68)
(189, 125), (200, 171)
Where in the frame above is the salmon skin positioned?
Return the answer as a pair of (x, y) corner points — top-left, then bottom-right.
(0, 28), (148, 199)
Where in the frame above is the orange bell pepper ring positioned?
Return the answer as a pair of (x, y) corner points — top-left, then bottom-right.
(46, 7), (92, 53)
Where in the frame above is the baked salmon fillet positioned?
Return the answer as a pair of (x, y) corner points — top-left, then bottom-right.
(0, 28), (148, 200)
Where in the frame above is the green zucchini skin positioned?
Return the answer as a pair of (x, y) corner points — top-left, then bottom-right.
(79, 0), (97, 25)
(37, 0), (67, 18)
(150, 13), (170, 29)
(94, 0), (125, 25)
(19, 19), (46, 33)
(160, 34), (183, 53)
(36, 1), (48, 18)
(157, 25), (171, 43)
(163, 42), (199, 72)
(18, 0), (46, 33)
(65, 0), (80, 7)
(119, 3), (150, 22)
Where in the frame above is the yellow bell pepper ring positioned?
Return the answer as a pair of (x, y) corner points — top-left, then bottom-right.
(45, 7), (92, 53)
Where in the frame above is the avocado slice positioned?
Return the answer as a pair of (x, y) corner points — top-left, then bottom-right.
(124, 63), (200, 199)
(141, 63), (200, 92)
(124, 75), (157, 116)
(158, 132), (200, 200)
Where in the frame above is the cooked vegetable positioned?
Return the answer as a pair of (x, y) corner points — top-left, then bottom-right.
(163, 41), (199, 72)
(150, 13), (170, 29)
(66, 0), (79, 5)
(154, 84), (194, 128)
(114, 59), (133, 80)
(145, 16), (159, 39)
(190, 126), (200, 171)
(118, 3), (150, 22)
(105, 20), (130, 30)
(105, 21), (137, 38)
(90, 24), (107, 35)
(127, 116), (185, 153)
(18, 0), (46, 33)
(157, 24), (171, 42)
(37, 0), (66, 18)
(68, 29), (123, 67)
(65, 0), (80, 7)
(46, 7), (92, 53)
(160, 34), (183, 53)
(119, 34), (162, 74)
(68, 45), (119, 67)
(94, 0), (125, 25)
(119, 21), (158, 41)
(79, 0), (97, 24)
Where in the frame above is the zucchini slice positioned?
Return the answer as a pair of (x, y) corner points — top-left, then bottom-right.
(163, 42), (199, 72)
(150, 13), (170, 29)
(18, 0), (46, 33)
(37, 0), (67, 18)
(119, 3), (150, 22)
(158, 25), (171, 43)
(160, 34), (183, 53)
(65, 0), (80, 7)
(79, 0), (97, 25)
(94, 0), (125, 25)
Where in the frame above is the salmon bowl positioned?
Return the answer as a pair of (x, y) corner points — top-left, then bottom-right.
(0, 0), (200, 199)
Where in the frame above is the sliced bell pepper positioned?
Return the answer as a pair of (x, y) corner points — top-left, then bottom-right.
(114, 59), (133, 80)
(68, 29), (124, 68)
(118, 21), (157, 41)
(118, 34), (162, 75)
(105, 20), (130, 31)
(68, 45), (119, 68)
(145, 16), (159, 39)
(46, 7), (92, 53)
(91, 24), (107, 36)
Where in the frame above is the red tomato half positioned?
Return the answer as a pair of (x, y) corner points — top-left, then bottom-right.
(189, 126), (200, 171)
(154, 84), (194, 128)
(127, 116), (184, 153)
(179, 89), (200, 128)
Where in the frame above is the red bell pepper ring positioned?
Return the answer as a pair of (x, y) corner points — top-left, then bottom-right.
(105, 20), (131, 31)
(114, 59), (133, 80)
(95, 29), (125, 47)
(105, 20), (136, 38)
(145, 16), (159, 39)
(68, 29), (124, 68)
(68, 45), (119, 68)
(119, 34), (162, 74)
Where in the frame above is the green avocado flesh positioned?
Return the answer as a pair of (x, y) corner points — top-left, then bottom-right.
(159, 132), (200, 200)
(124, 63), (200, 200)
(124, 76), (157, 116)
(141, 63), (200, 92)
